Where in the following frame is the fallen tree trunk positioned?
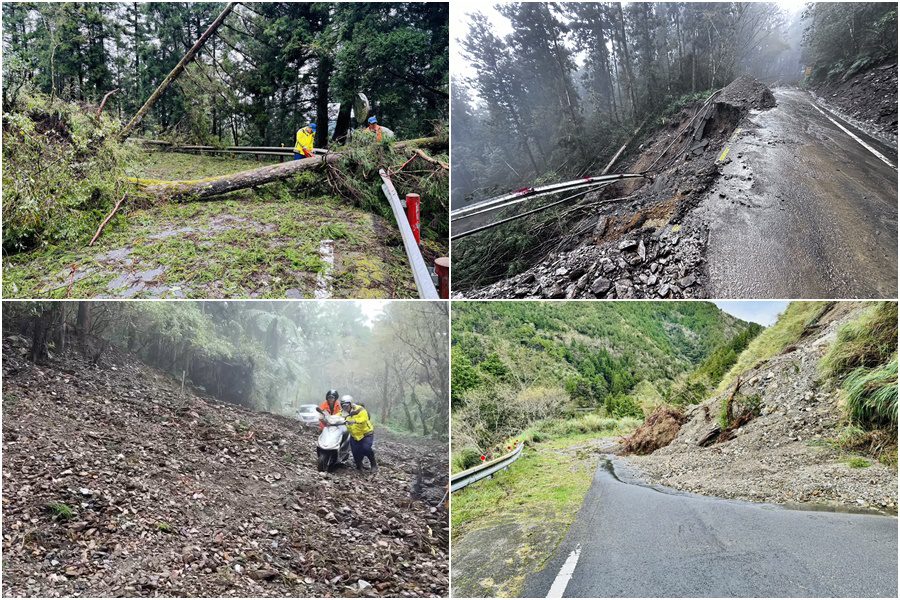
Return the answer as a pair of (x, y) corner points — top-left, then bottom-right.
(138, 153), (340, 201)
(394, 136), (447, 152)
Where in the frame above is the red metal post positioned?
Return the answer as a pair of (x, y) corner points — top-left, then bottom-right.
(435, 257), (450, 299)
(405, 193), (421, 245)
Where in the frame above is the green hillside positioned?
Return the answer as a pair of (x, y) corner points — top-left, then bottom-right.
(451, 301), (755, 455)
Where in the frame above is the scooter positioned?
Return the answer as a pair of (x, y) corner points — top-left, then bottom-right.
(316, 413), (351, 472)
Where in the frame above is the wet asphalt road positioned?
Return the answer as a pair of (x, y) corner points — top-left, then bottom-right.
(700, 87), (897, 298)
(524, 458), (898, 597)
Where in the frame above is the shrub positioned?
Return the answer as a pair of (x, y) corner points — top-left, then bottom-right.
(2, 93), (137, 252)
(452, 448), (483, 472)
(842, 357), (898, 432)
(822, 302), (898, 379)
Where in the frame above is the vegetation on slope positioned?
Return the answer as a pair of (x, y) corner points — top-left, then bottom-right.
(2, 94), (136, 253)
(716, 302), (831, 394)
(822, 302), (898, 434)
(802, 3), (897, 84)
(451, 301), (755, 457)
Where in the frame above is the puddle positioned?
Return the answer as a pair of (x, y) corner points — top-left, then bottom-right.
(315, 239), (335, 299)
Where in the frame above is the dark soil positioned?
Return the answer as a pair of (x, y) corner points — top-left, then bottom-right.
(1, 336), (448, 597)
(810, 62), (898, 137)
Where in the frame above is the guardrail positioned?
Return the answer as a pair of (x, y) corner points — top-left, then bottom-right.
(132, 139), (327, 160)
(451, 442), (524, 492)
(379, 169), (440, 299)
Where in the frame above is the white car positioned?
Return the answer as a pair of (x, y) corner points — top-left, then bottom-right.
(296, 404), (320, 429)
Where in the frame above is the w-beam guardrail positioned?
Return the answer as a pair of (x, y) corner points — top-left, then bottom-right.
(451, 443), (524, 492)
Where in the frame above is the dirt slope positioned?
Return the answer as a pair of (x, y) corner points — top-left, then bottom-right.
(1, 337), (448, 597)
(626, 303), (898, 513)
(810, 62), (898, 138)
(463, 76), (775, 300)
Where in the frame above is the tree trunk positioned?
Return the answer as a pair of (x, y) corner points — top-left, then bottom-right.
(118, 2), (236, 141)
(139, 153), (340, 201)
(333, 101), (352, 143)
(315, 54), (332, 148)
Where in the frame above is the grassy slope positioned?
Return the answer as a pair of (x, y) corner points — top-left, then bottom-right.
(3, 152), (416, 299)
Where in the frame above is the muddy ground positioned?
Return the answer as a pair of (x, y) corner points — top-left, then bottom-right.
(1, 335), (448, 597)
(2, 153), (417, 299)
(625, 303), (898, 513)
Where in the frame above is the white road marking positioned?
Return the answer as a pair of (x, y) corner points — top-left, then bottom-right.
(546, 545), (581, 598)
(314, 239), (334, 299)
(808, 100), (896, 170)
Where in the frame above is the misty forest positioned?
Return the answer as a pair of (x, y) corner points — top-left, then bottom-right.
(452, 2), (898, 299)
(2, 300), (449, 597)
(2, 2), (449, 300)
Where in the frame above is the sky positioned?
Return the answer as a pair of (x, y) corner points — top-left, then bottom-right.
(451, 0), (808, 89)
(713, 301), (790, 326)
(355, 300), (387, 325)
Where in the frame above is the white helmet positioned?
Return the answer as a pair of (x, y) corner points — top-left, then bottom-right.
(340, 394), (354, 406)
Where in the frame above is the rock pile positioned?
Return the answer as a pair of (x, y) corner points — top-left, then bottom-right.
(1, 337), (449, 598)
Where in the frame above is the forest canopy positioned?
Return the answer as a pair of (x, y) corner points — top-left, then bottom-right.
(2, 2), (449, 144)
(4, 300), (449, 437)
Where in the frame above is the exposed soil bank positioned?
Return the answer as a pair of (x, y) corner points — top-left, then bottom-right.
(809, 62), (898, 139)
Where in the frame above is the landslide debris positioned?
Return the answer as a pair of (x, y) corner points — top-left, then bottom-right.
(625, 303), (898, 513)
(1, 336), (448, 598)
(810, 62), (898, 137)
(621, 406), (686, 455)
(463, 76), (776, 300)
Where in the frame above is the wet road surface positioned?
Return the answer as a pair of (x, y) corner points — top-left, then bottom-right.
(699, 88), (897, 298)
(524, 458), (898, 597)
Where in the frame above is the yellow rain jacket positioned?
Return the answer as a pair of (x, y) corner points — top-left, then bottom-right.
(295, 127), (315, 156)
(344, 404), (374, 441)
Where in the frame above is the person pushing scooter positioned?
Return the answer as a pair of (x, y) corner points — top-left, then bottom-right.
(340, 395), (376, 473)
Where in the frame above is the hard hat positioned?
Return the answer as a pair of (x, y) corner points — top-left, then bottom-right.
(340, 394), (354, 406)
(326, 389), (339, 400)
(367, 116), (378, 124)
(309, 123), (317, 132)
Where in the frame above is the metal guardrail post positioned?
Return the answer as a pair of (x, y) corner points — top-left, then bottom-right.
(379, 169), (439, 299)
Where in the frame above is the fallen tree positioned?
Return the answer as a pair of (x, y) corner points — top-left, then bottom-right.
(133, 136), (446, 202)
(136, 153), (340, 201)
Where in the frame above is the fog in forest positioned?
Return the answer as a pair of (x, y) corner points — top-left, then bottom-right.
(4, 301), (449, 437)
(451, 2), (893, 207)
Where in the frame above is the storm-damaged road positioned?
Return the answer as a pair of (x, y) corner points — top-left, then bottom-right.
(699, 87), (898, 298)
(525, 458), (898, 598)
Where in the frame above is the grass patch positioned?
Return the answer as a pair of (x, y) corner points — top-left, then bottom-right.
(47, 502), (75, 521)
(845, 456), (872, 469)
(822, 302), (898, 379)
(155, 521), (175, 533)
(451, 423), (635, 597)
(841, 358), (898, 431)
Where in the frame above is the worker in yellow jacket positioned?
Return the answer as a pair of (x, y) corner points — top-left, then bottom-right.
(294, 122), (316, 159)
(340, 395), (376, 472)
